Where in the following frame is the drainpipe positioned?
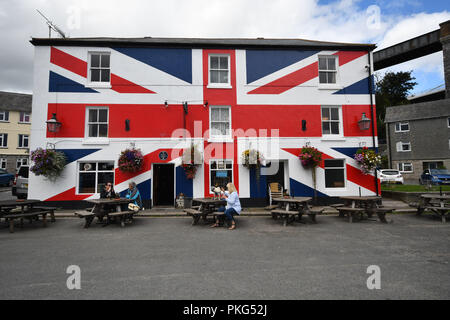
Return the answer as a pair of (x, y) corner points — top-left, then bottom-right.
(367, 51), (379, 196)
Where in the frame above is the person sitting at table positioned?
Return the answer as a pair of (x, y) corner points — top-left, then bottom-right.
(211, 182), (241, 230)
(100, 182), (116, 199)
(126, 181), (143, 211)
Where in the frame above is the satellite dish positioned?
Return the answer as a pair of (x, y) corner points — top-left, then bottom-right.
(36, 9), (67, 38)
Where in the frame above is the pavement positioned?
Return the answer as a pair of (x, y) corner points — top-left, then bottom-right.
(0, 213), (449, 299)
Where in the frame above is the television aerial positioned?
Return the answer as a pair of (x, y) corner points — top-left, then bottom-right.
(36, 9), (66, 38)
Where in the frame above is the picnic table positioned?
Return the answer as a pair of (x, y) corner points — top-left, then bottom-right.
(185, 198), (226, 225)
(337, 196), (392, 223)
(271, 197), (313, 226)
(0, 199), (56, 233)
(417, 194), (450, 223)
(75, 198), (134, 228)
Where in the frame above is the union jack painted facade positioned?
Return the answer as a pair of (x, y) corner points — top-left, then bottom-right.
(30, 37), (379, 207)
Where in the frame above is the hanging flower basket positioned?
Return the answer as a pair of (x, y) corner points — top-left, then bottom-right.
(118, 148), (144, 172)
(181, 144), (202, 179)
(241, 149), (263, 169)
(354, 147), (381, 174)
(299, 146), (322, 168)
(30, 148), (66, 180)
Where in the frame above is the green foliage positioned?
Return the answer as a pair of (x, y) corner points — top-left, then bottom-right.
(30, 148), (67, 180)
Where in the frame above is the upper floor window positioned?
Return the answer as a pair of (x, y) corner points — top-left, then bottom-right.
(321, 106), (342, 136)
(395, 122), (409, 132)
(0, 111), (9, 122)
(86, 107), (108, 138)
(19, 112), (31, 123)
(324, 159), (346, 188)
(209, 54), (230, 86)
(88, 52), (110, 84)
(396, 141), (411, 152)
(18, 134), (29, 148)
(210, 106), (231, 140)
(0, 134), (7, 147)
(318, 56), (337, 84)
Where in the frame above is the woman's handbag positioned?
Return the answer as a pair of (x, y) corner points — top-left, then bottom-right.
(128, 203), (140, 212)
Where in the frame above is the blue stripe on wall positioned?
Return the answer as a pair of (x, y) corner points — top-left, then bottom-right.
(56, 149), (101, 164)
(49, 71), (98, 93)
(289, 178), (328, 197)
(176, 166), (193, 198)
(332, 147), (378, 158)
(113, 47), (192, 83)
(249, 167), (267, 198)
(246, 50), (318, 84)
(333, 76), (374, 95)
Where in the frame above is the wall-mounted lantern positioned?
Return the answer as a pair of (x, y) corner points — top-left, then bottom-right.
(358, 112), (371, 130)
(46, 113), (62, 133)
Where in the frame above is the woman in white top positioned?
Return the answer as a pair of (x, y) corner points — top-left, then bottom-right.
(211, 182), (241, 230)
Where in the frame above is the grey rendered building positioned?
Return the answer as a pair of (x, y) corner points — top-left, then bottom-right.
(385, 98), (450, 182)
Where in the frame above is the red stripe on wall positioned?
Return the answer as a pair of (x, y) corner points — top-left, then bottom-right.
(334, 51), (367, 66)
(342, 105), (377, 137)
(45, 187), (91, 201)
(248, 62), (318, 95)
(50, 47), (87, 78)
(346, 164), (377, 193)
(110, 74), (156, 94)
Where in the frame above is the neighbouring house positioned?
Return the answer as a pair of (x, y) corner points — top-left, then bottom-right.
(29, 36), (379, 208)
(0, 91), (32, 174)
(385, 98), (450, 183)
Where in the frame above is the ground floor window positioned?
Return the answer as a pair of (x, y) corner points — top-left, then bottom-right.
(423, 161), (444, 170)
(398, 162), (413, 173)
(16, 157), (28, 169)
(324, 159), (346, 188)
(0, 158), (6, 169)
(78, 161), (114, 194)
(210, 159), (232, 189)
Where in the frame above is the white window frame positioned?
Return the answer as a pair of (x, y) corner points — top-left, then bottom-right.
(209, 106), (232, 141)
(0, 158), (6, 169)
(396, 141), (411, 152)
(18, 134), (29, 148)
(87, 51), (111, 88)
(77, 161), (115, 195)
(324, 159), (347, 190)
(85, 107), (109, 139)
(0, 111), (9, 122)
(208, 54), (231, 88)
(395, 122), (409, 132)
(318, 55), (339, 88)
(209, 159), (233, 194)
(19, 112), (31, 124)
(16, 157), (28, 169)
(0, 133), (8, 148)
(447, 117), (450, 128)
(398, 162), (413, 173)
(321, 106), (343, 137)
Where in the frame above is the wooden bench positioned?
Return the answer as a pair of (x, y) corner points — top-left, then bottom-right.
(425, 206), (450, 223)
(373, 207), (395, 223)
(210, 211), (227, 226)
(271, 209), (298, 226)
(109, 210), (136, 227)
(336, 207), (365, 223)
(3, 210), (51, 233)
(32, 206), (58, 222)
(264, 204), (279, 211)
(330, 203), (345, 208)
(305, 207), (325, 223)
(184, 208), (204, 225)
(75, 211), (97, 228)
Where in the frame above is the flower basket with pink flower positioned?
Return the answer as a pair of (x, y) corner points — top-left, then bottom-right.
(118, 148), (144, 173)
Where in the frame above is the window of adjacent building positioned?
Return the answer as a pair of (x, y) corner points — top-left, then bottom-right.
(210, 106), (231, 139)
(324, 159), (346, 188)
(86, 107), (108, 138)
(209, 54), (230, 86)
(318, 55), (337, 84)
(448, 117), (450, 128)
(398, 162), (413, 173)
(423, 161), (444, 170)
(78, 162), (114, 194)
(321, 106), (342, 135)
(88, 52), (111, 84)
(395, 122), (409, 132)
(16, 157), (28, 169)
(18, 134), (29, 148)
(0, 134), (7, 147)
(210, 159), (233, 190)
(0, 111), (9, 122)
(19, 112), (31, 123)
(0, 158), (6, 169)
(396, 142), (411, 152)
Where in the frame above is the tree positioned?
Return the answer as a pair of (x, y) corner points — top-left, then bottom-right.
(375, 71), (417, 142)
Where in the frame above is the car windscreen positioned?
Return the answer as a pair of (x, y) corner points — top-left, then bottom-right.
(18, 166), (29, 178)
(381, 170), (399, 175)
(431, 169), (450, 175)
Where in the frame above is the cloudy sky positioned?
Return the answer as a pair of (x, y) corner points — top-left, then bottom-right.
(0, 0), (448, 95)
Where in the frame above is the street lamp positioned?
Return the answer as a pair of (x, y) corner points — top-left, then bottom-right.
(358, 112), (371, 130)
(46, 113), (62, 133)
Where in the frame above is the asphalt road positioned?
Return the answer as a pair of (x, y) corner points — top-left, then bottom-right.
(0, 187), (15, 201)
(0, 214), (449, 300)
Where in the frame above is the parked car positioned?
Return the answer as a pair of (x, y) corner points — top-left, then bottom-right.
(0, 169), (14, 187)
(378, 169), (404, 184)
(12, 165), (29, 199)
(419, 169), (450, 185)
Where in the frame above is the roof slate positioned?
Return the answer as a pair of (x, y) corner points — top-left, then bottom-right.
(385, 98), (450, 122)
(0, 91), (32, 113)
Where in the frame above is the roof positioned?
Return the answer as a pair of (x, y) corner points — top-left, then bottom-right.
(0, 91), (32, 113)
(30, 37), (376, 51)
(385, 98), (450, 123)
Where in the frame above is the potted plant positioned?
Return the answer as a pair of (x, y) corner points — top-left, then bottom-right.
(181, 144), (202, 179)
(242, 149), (264, 182)
(118, 148), (144, 172)
(299, 146), (323, 203)
(30, 148), (67, 180)
(354, 147), (381, 175)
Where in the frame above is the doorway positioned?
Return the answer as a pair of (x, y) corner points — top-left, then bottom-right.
(153, 163), (175, 206)
(264, 161), (286, 190)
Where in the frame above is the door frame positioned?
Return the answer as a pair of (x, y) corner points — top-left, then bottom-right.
(151, 162), (176, 207)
